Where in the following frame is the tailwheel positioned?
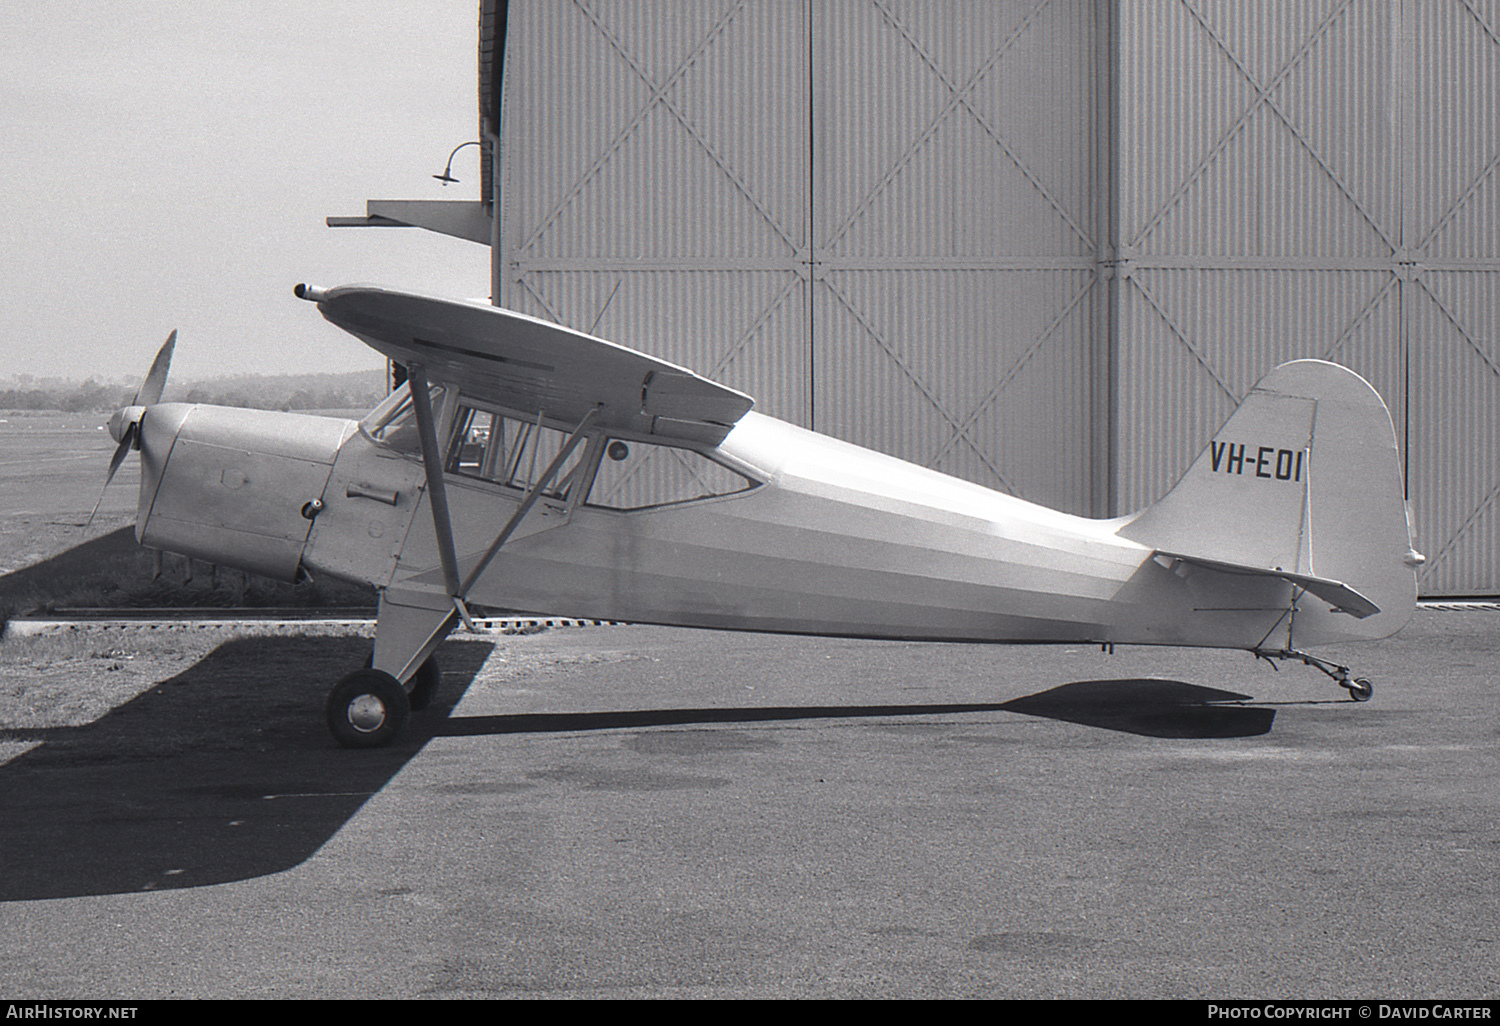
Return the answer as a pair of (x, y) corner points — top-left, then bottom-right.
(327, 668), (409, 748)
(1255, 648), (1374, 703)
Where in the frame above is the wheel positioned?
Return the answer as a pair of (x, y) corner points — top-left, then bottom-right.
(327, 668), (409, 748)
(1346, 677), (1374, 702)
(408, 655), (441, 711)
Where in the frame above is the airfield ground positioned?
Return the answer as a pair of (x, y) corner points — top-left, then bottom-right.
(0, 611), (1496, 999)
(0, 414), (133, 577)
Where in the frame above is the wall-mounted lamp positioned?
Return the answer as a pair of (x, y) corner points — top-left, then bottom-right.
(433, 140), (482, 185)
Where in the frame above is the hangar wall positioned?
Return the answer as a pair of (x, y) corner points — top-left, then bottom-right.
(488, 0), (1500, 596)
(494, 0), (1109, 519)
(1114, 0), (1500, 597)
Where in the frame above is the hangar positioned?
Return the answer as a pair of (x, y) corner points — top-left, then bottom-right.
(339, 0), (1500, 597)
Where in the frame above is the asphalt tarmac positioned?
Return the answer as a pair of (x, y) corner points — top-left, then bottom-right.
(1, 610), (1496, 999)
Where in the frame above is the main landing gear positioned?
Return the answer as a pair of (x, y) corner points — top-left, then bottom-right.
(326, 655), (442, 749)
(1255, 648), (1374, 702)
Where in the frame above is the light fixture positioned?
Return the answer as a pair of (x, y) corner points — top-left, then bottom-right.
(433, 140), (482, 185)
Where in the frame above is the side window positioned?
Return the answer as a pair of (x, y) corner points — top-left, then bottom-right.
(586, 438), (757, 510)
(444, 404), (589, 500)
(360, 383), (446, 456)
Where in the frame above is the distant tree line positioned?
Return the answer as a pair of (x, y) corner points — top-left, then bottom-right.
(1, 372), (386, 414)
(178, 384), (384, 412)
(0, 380), (131, 413)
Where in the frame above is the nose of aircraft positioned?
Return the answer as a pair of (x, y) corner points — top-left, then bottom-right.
(136, 404), (356, 580)
(94, 329), (357, 581)
(133, 401), (194, 536)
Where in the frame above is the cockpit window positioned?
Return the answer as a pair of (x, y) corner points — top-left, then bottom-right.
(586, 438), (757, 510)
(435, 395), (758, 510)
(360, 382), (446, 455)
(445, 404), (590, 500)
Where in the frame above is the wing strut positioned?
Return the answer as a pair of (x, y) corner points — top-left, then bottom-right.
(457, 406), (598, 598)
(405, 359), (599, 628)
(407, 363), (463, 600)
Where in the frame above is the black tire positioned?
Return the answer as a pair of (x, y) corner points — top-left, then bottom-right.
(408, 655), (441, 712)
(327, 668), (409, 748)
(1348, 677), (1374, 702)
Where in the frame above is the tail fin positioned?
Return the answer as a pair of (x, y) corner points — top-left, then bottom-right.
(1118, 360), (1422, 646)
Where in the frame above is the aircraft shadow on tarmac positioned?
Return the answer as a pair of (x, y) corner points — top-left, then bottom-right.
(997, 678), (1275, 739)
(0, 635), (494, 903)
(0, 638), (1268, 902)
(437, 677), (1274, 741)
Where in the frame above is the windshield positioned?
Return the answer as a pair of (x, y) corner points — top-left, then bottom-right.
(359, 382), (446, 455)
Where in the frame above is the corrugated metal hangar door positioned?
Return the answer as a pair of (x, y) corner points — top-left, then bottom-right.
(809, 1), (1104, 517)
(1114, 0), (1500, 596)
(493, 0), (1500, 595)
(497, 1), (814, 428)
(496, 0), (1108, 517)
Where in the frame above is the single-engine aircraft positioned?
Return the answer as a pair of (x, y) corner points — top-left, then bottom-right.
(98, 283), (1425, 747)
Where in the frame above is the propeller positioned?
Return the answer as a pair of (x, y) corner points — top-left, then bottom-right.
(134, 329), (176, 407)
(85, 330), (176, 531)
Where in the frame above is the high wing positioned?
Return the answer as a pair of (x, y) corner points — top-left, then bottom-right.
(297, 284), (754, 445)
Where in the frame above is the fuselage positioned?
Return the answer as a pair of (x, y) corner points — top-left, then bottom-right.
(133, 400), (1317, 653)
(329, 409), (1301, 652)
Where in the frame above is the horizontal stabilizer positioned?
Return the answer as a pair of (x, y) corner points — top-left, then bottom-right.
(1155, 551), (1380, 619)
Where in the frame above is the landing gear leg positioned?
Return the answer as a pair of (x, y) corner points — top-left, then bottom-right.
(327, 587), (457, 748)
(1256, 648), (1374, 702)
(408, 655), (442, 711)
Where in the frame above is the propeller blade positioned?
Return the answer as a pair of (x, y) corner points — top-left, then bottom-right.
(133, 330), (176, 406)
(104, 423), (136, 487)
(89, 330), (174, 531)
(85, 425), (137, 531)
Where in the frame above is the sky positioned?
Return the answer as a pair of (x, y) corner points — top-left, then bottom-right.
(0, 1), (494, 384)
